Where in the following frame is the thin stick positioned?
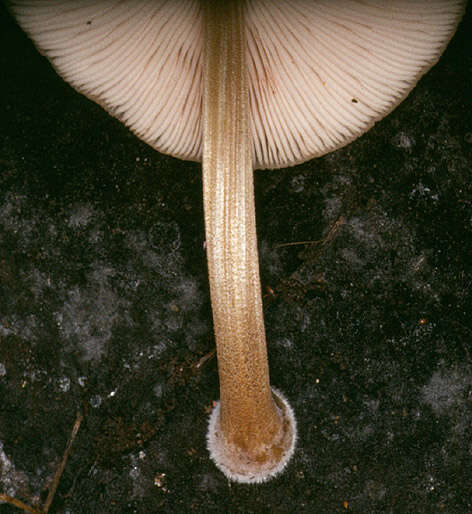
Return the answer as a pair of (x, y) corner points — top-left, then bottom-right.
(43, 410), (83, 513)
(274, 215), (345, 248)
(274, 239), (323, 248)
(0, 494), (41, 513)
(194, 349), (216, 369)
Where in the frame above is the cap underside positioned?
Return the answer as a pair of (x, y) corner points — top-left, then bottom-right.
(10, 0), (466, 169)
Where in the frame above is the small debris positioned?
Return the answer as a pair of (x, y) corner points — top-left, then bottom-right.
(154, 472), (169, 492)
(193, 349), (216, 370)
(205, 401), (217, 414)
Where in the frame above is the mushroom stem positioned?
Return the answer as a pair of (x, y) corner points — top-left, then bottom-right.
(202, 0), (296, 483)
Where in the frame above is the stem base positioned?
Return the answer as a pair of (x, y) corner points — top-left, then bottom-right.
(207, 388), (297, 483)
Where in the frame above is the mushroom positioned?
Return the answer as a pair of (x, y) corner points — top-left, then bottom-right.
(9, 0), (465, 483)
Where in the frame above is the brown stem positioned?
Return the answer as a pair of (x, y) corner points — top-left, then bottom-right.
(202, 1), (296, 482)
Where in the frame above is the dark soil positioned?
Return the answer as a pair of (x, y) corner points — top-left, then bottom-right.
(1, 3), (471, 513)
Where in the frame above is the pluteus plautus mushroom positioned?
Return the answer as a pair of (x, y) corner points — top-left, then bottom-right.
(9, 0), (465, 483)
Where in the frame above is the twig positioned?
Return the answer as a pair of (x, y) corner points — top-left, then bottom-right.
(0, 494), (41, 513)
(274, 215), (345, 249)
(274, 239), (323, 248)
(194, 349), (216, 369)
(0, 409), (83, 514)
(43, 410), (83, 513)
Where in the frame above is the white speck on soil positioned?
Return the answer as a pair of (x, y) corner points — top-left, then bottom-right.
(422, 365), (472, 415)
(89, 395), (102, 408)
(57, 376), (71, 393)
(54, 263), (130, 362)
(0, 441), (31, 499)
(67, 203), (94, 228)
(391, 131), (415, 150)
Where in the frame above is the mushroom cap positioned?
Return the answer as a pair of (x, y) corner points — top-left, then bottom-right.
(10, 0), (465, 169)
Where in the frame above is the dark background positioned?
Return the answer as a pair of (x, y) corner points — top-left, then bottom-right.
(1, 3), (471, 512)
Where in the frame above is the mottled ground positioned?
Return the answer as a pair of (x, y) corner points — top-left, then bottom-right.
(1, 3), (471, 513)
